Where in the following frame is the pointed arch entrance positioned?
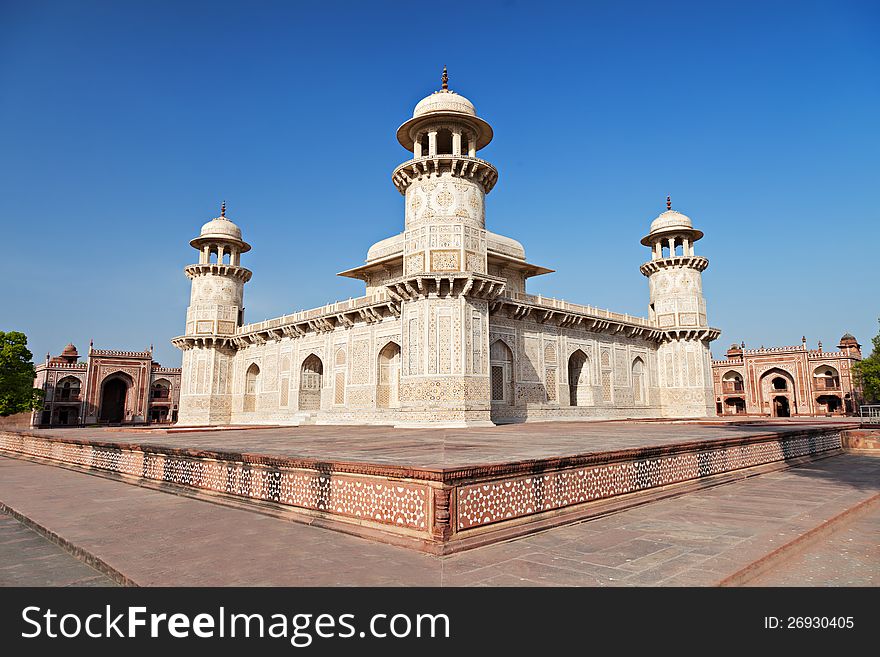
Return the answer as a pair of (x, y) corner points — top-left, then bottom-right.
(299, 354), (323, 411)
(568, 349), (591, 406)
(631, 357), (646, 405)
(760, 368), (796, 417)
(99, 373), (132, 423)
(244, 363), (260, 412)
(377, 342), (401, 408)
(56, 376), (81, 401)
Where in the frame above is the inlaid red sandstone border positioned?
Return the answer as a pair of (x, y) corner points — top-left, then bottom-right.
(455, 432), (842, 530)
(0, 433), (428, 532)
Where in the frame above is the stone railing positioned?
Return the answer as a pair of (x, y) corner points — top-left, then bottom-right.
(501, 291), (653, 328)
(860, 405), (880, 423)
(239, 290), (392, 335)
(43, 362), (87, 369)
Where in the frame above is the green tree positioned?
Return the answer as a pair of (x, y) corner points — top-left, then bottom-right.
(852, 318), (880, 404)
(0, 331), (43, 416)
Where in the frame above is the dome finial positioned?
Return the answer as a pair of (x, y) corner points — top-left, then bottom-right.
(220, 200), (226, 218)
(441, 65), (448, 90)
(666, 195), (672, 211)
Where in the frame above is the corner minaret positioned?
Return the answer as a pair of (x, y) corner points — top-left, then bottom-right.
(173, 202), (252, 425)
(640, 198), (719, 416)
(838, 333), (862, 359)
(391, 69), (498, 426)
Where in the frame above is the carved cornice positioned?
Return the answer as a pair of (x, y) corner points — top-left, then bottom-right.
(391, 155), (498, 196)
(659, 327), (722, 343)
(639, 255), (709, 277)
(184, 263), (253, 283)
(386, 272), (505, 301)
(171, 336), (237, 353)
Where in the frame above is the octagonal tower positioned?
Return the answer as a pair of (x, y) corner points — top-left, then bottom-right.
(173, 202), (252, 425)
(640, 198), (719, 417)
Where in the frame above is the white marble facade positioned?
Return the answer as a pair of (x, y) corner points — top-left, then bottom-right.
(173, 71), (720, 427)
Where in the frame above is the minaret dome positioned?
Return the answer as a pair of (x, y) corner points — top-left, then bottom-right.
(396, 68), (493, 155)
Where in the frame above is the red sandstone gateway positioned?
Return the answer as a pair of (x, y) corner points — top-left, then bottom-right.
(32, 343), (181, 428)
(712, 335), (863, 418)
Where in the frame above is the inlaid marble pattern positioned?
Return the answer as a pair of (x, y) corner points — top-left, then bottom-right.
(455, 432), (842, 530)
(0, 433), (428, 531)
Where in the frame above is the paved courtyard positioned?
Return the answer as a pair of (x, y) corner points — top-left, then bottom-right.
(0, 512), (116, 586)
(748, 502), (880, 586)
(0, 447), (876, 586)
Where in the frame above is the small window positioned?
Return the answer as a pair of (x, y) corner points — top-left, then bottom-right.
(491, 366), (505, 401)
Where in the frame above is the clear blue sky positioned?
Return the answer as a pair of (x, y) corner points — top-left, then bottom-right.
(2, 0), (878, 367)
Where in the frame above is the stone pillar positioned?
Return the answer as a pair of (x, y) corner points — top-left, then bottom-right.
(683, 237), (691, 256)
(452, 130), (462, 156)
(667, 237), (675, 257)
(201, 245), (210, 264)
(428, 131), (437, 157)
(431, 486), (453, 541)
(413, 138), (422, 158)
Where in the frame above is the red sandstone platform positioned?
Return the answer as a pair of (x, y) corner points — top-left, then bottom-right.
(0, 419), (858, 553)
(2, 451), (878, 586)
